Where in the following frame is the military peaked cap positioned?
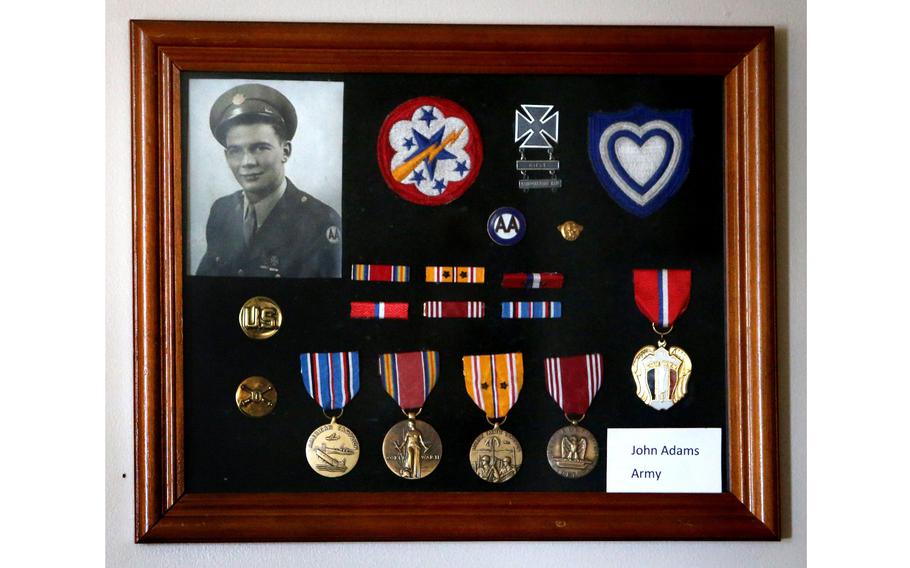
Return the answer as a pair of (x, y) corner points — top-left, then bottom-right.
(209, 83), (298, 146)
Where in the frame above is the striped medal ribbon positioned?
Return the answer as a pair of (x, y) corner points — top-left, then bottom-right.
(378, 351), (439, 410)
(501, 272), (564, 289)
(350, 301), (409, 319)
(422, 301), (485, 318)
(300, 352), (362, 478)
(544, 354), (604, 416)
(632, 269), (691, 328)
(544, 354), (604, 479)
(425, 266), (485, 284)
(462, 353), (524, 419)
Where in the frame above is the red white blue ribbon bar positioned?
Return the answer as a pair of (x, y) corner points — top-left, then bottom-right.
(501, 301), (562, 319)
(633, 269), (691, 327)
(350, 264), (410, 282)
(544, 354), (604, 415)
(501, 272), (564, 289)
(300, 352), (360, 410)
(350, 302), (409, 319)
(378, 351), (439, 410)
(422, 301), (485, 318)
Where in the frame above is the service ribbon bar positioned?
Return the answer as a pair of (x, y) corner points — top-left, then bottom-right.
(544, 354), (604, 416)
(350, 264), (411, 282)
(425, 266), (486, 284)
(350, 301), (409, 319)
(378, 351), (439, 410)
(501, 301), (562, 319)
(501, 272), (564, 289)
(422, 301), (486, 319)
(633, 269), (691, 327)
(300, 352), (360, 410)
(462, 353), (524, 419)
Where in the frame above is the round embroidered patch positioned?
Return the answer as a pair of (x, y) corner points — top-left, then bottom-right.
(487, 207), (526, 246)
(377, 97), (483, 206)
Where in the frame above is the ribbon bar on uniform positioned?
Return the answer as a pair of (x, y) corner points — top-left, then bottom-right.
(351, 264), (411, 282)
(501, 301), (562, 319)
(350, 301), (409, 319)
(501, 272), (564, 289)
(425, 266), (485, 284)
(422, 301), (485, 318)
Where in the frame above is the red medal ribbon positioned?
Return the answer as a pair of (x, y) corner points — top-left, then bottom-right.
(422, 301), (485, 318)
(350, 302), (409, 319)
(633, 269), (691, 328)
(544, 354), (603, 415)
(378, 351), (439, 410)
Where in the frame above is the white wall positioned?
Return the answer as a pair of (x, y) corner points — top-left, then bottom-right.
(106, 1), (806, 566)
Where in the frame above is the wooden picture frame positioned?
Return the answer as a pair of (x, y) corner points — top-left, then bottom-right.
(131, 20), (778, 542)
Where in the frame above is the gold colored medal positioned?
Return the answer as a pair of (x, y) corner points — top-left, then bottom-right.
(235, 376), (277, 418)
(631, 336), (692, 410)
(544, 354), (604, 478)
(382, 414), (442, 479)
(239, 296), (282, 339)
(305, 414), (360, 478)
(469, 422), (522, 483)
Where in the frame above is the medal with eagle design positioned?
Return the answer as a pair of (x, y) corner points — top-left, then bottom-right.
(462, 353), (524, 483)
(377, 97), (483, 206)
(300, 352), (361, 477)
(631, 269), (693, 410)
(378, 351), (443, 480)
(544, 354), (604, 478)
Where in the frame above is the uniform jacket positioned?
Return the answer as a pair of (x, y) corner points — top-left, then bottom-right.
(196, 180), (341, 278)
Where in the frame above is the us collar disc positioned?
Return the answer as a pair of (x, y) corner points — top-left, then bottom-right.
(487, 207), (526, 246)
(546, 424), (599, 479)
(469, 426), (523, 483)
(239, 296), (282, 339)
(306, 421), (360, 478)
(382, 418), (443, 480)
(376, 96), (483, 206)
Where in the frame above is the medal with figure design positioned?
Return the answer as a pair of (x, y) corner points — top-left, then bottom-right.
(544, 354), (604, 478)
(300, 351), (361, 477)
(631, 269), (693, 410)
(462, 352), (524, 483)
(378, 351), (443, 479)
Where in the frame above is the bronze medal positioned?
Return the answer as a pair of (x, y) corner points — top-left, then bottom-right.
(382, 417), (442, 479)
(546, 424), (598, 479)
(239, 296), (282, 339)
(305, 417), (360, 478)
(469, 424), (523, 483)
(234, 376), (277, 418)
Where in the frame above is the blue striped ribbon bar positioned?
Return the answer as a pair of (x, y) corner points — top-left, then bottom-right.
(500, 301), (562, 319)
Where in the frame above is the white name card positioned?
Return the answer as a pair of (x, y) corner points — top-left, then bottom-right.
(606, 428), (721, 493)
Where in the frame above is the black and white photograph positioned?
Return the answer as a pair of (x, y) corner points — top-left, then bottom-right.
(186, 78), (344, 278)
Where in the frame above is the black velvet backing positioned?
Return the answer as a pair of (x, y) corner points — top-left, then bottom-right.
(182, 72), (727, 493)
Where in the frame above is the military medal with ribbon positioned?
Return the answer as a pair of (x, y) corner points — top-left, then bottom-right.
(378, 351), (443, 479)
(544, 354), (604, 478)
(300, 352), (361, 477)
(631, 269), (693, 410)
(462, 353), (524, 483)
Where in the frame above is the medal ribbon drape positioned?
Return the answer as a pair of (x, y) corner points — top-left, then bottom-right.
(544, 354), (604, 416)
(633, 269), (691, 327)
(462, 353), (524, 419)
(300, 352), (361, 410)
(378, 351), (439, 410)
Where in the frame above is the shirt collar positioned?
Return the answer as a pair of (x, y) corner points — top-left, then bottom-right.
(243, 178), (287, 229)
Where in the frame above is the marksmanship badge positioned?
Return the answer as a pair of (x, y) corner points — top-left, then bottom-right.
(377, 97), (483, 206)
(514, 104), (561, 192)
(588, 106), (693, 217)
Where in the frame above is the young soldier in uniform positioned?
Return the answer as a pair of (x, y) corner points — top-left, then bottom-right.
(196, 83), (341, 278)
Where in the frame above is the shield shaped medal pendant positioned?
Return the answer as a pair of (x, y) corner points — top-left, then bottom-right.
(630, 340), (692, 410)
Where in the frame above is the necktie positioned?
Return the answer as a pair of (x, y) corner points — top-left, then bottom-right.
(243, 202), (257, 245)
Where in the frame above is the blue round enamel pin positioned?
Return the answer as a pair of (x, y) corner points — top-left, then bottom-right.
(588, 106), (693, 217)
(487, 207), (526, 246)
